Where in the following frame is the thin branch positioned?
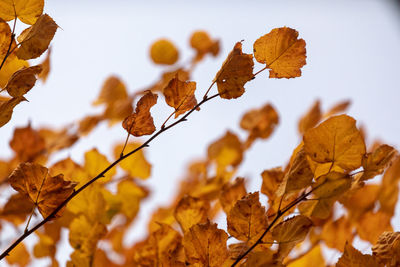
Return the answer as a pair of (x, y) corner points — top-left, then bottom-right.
(0, 17), (17, 71)
(0, 92), (220, 260)
(231, 184), (322, 266)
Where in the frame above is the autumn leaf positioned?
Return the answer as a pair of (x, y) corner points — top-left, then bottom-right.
(356, 210), (392, 244)
(227, 192), (268, 244)
(304, 115), (366, 171)
(190, 30), (219, 60)
(163, 76), (198, 118)
(287, 245), (325, 267)
(272, 215), (313, 259)
(3, 65), (42, 96)
(0, 96), (26, 127)
(0, 193), (34, 224)
(219, 177), (247, 214)
(253, 27), (306, 78)
(298, 100), (321, 135)
(321, 216), (353, 252)
(6, 242), (30, 266)
(336, 242), (380, 267)
(174, 195), (209, 233)
(372, 231), (400, 266)
(261, 167), (284, 201)
(0, 0), (44, 25)
(93, 76), (129, 106)
(313, 172), (351, 199)
(183, 221), (228, 267)
(8, 162), (77, 218)
(16, 14), (58, 60)
(38, 47), (51, 82)
(113, 142), (152, 179)
(150, 39), (179, 65)
(122, 91), (158, 136)
(9, 123), (46, 162)
(361, 144), (397, 181)
(84, 148), (116, 183)
(214, 42), (254, 99)
(240, 103), (279, 147)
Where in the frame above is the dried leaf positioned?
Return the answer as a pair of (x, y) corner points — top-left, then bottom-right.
(9, 123), (46, 162)
(372, 231), (400, 266)
(261, 167), (284, 201)
(313, 172), (351, 199)
(163, 76), (198, 118)
(8, 162), (77, 218)
(6, 242), (30, 266)
(38, 47), (51, 82)
(4, 65), (42, 96)
(0, 96), (26, 127)
(16, 14), (58, 60)
(183, 221), (228, 267)
(93, 76), (129, 106)
(298, 100), (321, 135)
(321, 216), (353, 252)
(253, 27), (306, 78)
(227, 192), (268, 244)
(214, 42), (254, 99)
(190, 30), (219, 60)
(174, 195), (209, 233)
(219, 177), (247, 214)
(361, 144), (397, 181)
(336, 242), (380, 267)
(122, 91), (158, 136)
(304, 115), (366, 171)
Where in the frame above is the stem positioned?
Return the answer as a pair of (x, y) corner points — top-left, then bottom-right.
(231, 186), (319, 266)
(0, 17), (17, 71)
(253, 66), (268, 76)
(0, 93), (220, 260)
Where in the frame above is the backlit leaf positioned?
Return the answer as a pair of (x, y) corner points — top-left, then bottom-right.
(0, 0), (44, 24)
(254, 27), (306, 78)
(113, 142), (152, 179)
(336, 242), (380, 267)
(361, 144), (397, 181)
(163, 76), (198, 118)
(3, 65), (42, 96)
(219, 177), (247, 214)
(174, 195), (209, 233)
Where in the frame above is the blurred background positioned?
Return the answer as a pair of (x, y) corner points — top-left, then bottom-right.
(1, 0), (400, 265)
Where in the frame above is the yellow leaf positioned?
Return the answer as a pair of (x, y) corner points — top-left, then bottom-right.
(6, 243), (30, 266)
(0, 0), (44, 25)
(38, 46), (51, 82)
(298, 100), (321, 135)
(8, 162), (77, 219)
(183, 221), (228, 267)
(253, 27), (306, 78)
(174, 195), (209, 233)
(227, 192), (268, 244)
(163, 76), (198, 118)
(84, 148), (116, 183)
(214, 42), (254, 99)
(321, 216), (353, 252)
(361, 144), (397, 181)
(4, 65), (42, 96)
(116, 179), (149, 220)
(122, 91), (157, 136)
(304, 115), (366, 171)
(93, 76), (129, 106)
(288, 245), (325, 267)
(150, 39), (179, 65)
(261, 167), (284, 201)
(313, 172), (351, 199)
(16, 14), (57, 59)
(113, 142), (152, 179)
(356, 211), (392, 244)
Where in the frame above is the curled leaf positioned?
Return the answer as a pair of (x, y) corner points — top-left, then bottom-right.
(163, 76), (198, 118)
(4, 65), (42, 96)
(0, 96), (26, 127)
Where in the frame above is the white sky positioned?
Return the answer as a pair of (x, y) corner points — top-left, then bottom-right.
(1, 0), (400, 265)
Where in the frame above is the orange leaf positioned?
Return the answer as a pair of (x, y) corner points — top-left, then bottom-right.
(361, 144), (397, 181)
(3, 65), (42, 96)
(304, 115), (366, 171)
(38, 47), (51, 82)
(8, 162), (77, 219)
(372, 231), (400, 266)
(261, 167), (284, 201)
(336, 242), (380, 267)
(9, 123), (46, 162)
(16, 14), (58, 60)
(183, 221), (228, 267)
(163, 76), (198, 118)
(150, 39), (179, 65)
(122, 91), (158, 136)
(214, 42), (254, 99)
(190, 30), (219, 60)
(174, 195), (209, 233)
(6, 242), (30, 266)
(240, 103), (279, 147)
(298, 100), (321, 135)
(113, 142), (152, 179)
(0, 193), (34, 224)
(219, 177), (247, 214)
(227, 192), (268, 244)
(321, 216), (353, 252)
(93, 76), (129, 106)
(313, 172), (351, 199)
(253, 27), (306, 78)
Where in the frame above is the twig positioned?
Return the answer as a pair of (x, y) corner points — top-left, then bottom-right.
(0, 92), (220, 260)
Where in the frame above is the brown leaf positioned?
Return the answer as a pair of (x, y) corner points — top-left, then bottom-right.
(298, 100), (321, 135)
(372, 231), (400, 266)
(122, 91), (158, 136)
(219, 177), (247, 214)
(93, 76), (129, 106)
(8, 162), (77, 219)
(0, 96), (26, 127)
(0, 193), (34, 224)
(38, 47), (51, 82)
(9, 123), (46, 162)
(183, 221), (228, 267)
(361, 144), (397, 181)
(261, 167), (284, 201)
(336, 242), (380, 267)
(214, 42), (254, 99)
(163, 76), (198, 118)
(253, 27), (306, 78)
(4, 65), (42, 96)
(16, 14), (58, 60)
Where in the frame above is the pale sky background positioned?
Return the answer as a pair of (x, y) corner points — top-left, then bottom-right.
(1, 0), (400, 265)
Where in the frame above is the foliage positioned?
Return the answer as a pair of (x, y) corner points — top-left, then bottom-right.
(0, 1), (399, 267)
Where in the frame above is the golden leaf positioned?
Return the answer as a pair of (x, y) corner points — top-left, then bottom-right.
(253, 27), (306, 78)
(336, 242), (380, 267)
(150, 39), (179, 65)
(304, 115), (366, 171)
(174, 195), (209, 233)
(3, 65), (42, 96)
(321, 216), (353, 252)
(361, 144), (397, 181)
(219, 177), (247, 214)
(372, 231), (400, 266)
(113, 142), (152, 179)
(298, 100), (321, 135)
(0, 0), (44, 24)
(0, 96), (26, 127)
(190, 30), (219, 60)
(214, 42), (254, 99)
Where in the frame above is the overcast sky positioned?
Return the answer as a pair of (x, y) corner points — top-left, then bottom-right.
(1, 0), (400, 265)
